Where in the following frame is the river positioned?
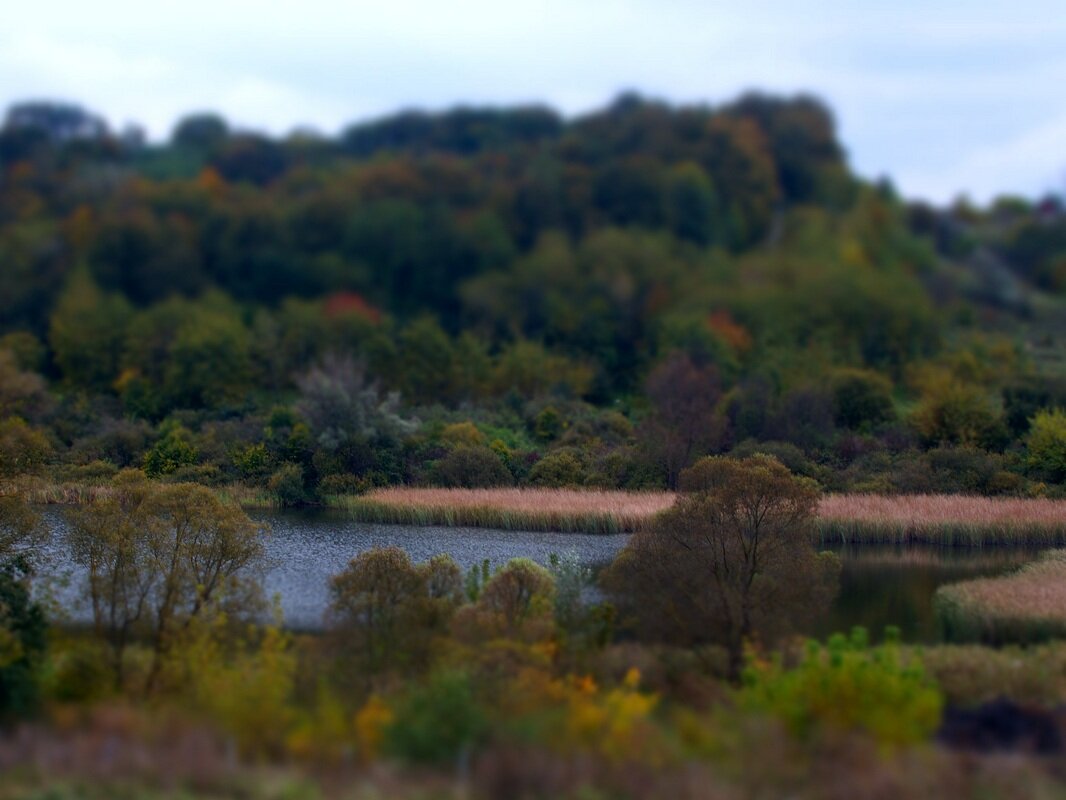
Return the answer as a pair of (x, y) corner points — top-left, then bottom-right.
(34, 507), (1042, 640)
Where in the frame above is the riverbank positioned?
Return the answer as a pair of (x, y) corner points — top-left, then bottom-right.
(816, 494), (1066, 547)
(8, 478), (1066, 544)
(935, 550), (1066, 644)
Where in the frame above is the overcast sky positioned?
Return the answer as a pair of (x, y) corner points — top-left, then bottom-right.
(2, 0), (1064, 204)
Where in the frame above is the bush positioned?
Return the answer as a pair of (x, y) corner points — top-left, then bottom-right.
(0, 555), (48, 719)
(832, 369), (896, 430)
(0, 417), (52, 477)
(1026, 408), (1066, 482)
(142, 426), (198, 478)
(432, 445), (513, 488)
(384, 669), (487, 765)
(738, 627), (942, 748)
(268, 462), (309, 506)
(527, 448), (589, 487)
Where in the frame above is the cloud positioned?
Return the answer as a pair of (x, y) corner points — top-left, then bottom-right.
(0, 0), (1064, 202)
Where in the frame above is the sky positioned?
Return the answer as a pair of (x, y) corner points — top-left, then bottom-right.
(1, 0), (1064, 204)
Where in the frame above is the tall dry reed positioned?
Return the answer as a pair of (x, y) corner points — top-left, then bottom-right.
(816, 494), (1066, 546)
(334, 487), (677, 534)
(935, 550), (1066, 644)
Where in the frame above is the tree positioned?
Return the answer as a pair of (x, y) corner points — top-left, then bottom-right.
(1026, 408), (1066, 482)
(603, 455), (839, 679)
(640, 352), (728, 489)
(0, 418), (52, 478)
(478, 557), (555, 636)
(0, 493), (46, 718)
(432, 446), (513, 488)
(66, 473), (266, 691)
(0, 554), (47, 719)
(326, 547), (428, 678)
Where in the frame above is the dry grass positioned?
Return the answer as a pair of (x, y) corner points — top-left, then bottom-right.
(334, 487), (677, 534)
(935, 550), (1066, 644)
(816, 494), (1066, 546)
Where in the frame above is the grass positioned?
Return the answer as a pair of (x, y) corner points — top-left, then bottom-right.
(1, 476), (276, 510)
(815, 494), (1066, 547)
(330, 487), (677, 534)
(934, 550), (1066, 644)
(9, 476), (1066, 544)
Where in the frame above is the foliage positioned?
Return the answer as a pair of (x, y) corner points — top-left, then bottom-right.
(1026, 408), (1066, 482)
(606, 455), (839, 678)
(738, 627), (942, 748)
(142, 425), (198, 478)
(383, 669), (487, 765)
(0, 554), (47, 719)
(479, 558), (556, 636)
(640, 352), (728, 489)
(0, 418), (51, 477)
(431, 445), (513, 488)
(267, 462), (308, 507)
(327, 547), (459, 677)
(65, 473), (266, 690)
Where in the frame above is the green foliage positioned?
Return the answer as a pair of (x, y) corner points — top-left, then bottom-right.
(142, 425), (198, 478)
(1026, 408), (1066, 481)
(738, 627), (943, 748)
(384, 669), (487, 765)
(48, 270), (131, 391)
(527, 448), (589, 487)
(0, 418), (52, 477)
(0, 554), (47, 719)
(268, 462), (309, 507)
(832, 368), (896, 430)
(532, 406), (564, 442)
(432, 445), (513, 488)
(910, 372), (1007, 449)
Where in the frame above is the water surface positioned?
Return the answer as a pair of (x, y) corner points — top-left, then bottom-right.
(35, 508), (1044, 639)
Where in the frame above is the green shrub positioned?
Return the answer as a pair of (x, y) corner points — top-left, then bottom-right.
(832, 368), (896, 430)
(142, 426), (198, 478)
(0, 555), (48, 719)
(268, 462), (309, 506)
(738, 627), (942, 747)
(432, 445), (512, 488)
(384, 669), (487, 765)
(1026, 408), (1066, 482)
(527, 448), (589, 488)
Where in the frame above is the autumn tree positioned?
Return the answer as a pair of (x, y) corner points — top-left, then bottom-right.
(640, 352), (728, 489)
(604, 455), (839, 679)
(66, 472), (266, 690)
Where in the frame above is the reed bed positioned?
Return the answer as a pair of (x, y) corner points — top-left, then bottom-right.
(332, 487), (677, 534)
(1, 478), (273, 510)
(816, 494), (1066, 547)
(934, 550), (1066, 644)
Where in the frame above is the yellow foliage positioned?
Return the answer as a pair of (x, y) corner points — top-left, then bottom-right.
(286, 683), (356, 762)
(355, 694), (395, 760)
(163, 618), (298, 758)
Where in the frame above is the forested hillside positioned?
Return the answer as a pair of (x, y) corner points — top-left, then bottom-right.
(1, 93), (1065, 497)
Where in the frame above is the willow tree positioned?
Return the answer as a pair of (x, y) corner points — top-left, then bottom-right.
(67, 471), (266, 691)
(604, 454), (839, 679)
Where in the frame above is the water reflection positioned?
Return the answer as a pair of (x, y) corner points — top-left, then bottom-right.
(815, 544), (1041, 643)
